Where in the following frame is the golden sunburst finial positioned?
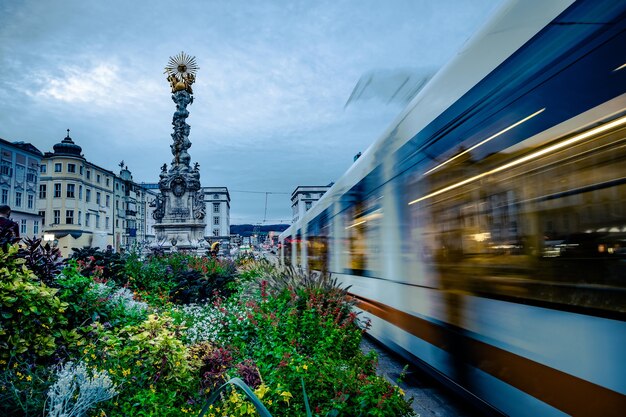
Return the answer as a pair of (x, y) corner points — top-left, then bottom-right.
(164, 52), (199, 93)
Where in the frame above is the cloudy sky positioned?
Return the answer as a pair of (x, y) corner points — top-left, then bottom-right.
(0, 0), (502, 224)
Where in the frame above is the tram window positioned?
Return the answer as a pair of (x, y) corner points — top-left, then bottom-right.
(343, 202), (366, 274)
(341, 193), (383, 277)
(283, 237), (292, 267)
(295, 230), (302, 268)
(363, 194), (383, 275)
(338, 170), (387, 277)
(404, 122), (626, 313)
(307, 211), (329, 271)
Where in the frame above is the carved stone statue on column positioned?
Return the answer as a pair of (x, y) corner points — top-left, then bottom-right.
(151, 52), (206, 252)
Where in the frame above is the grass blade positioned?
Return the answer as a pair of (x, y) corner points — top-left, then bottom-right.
(197, 377), (273, 417)
(301, 377), (312, 417)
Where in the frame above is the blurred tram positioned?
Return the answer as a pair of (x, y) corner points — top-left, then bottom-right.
(279, 0), (626, 416)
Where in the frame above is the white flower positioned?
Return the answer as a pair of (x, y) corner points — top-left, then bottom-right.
(175, 300), (251, 345)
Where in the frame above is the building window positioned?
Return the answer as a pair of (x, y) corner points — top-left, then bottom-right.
(213, 229), (219, 237)
(15, 192), (22, 207)
(213, 194), (219, 199)
(85, 213), (90, 227)
(106, 178), (110, 187)
(78, 185), (82, 199)
(116, 200), (119, 209)
(213, 216), (219, 225)
(33, 220), (39, 235)
(26, 168), (36, 182)
(78, 211), (82, 225)
(39, 210), (45, 225)
(39, 184), (46, 199)
(40, 164), (46, 173)
(79, 166), (83, 175)
(27, 194), (34, 209)
(116, 219), (119, 227)
(66, 210), (74, 224)
(96, 174), (101, 183)
(54, 183), (61, 198)
(86, 189), (91, 202)
(105, 217), (109, 229)
(86, 170), (91, 180)
(106, 195), (110, 207)
(0, 160), (11, 177)
(53, 210), (60, 224)
(20, 219), (27, 234)
(116, 183), (119, 190)
(96, 192), (101, 205)
(55, 163), (62, 172)
(213, 203), (220, 213)
(1, 189), (7, 205)
(96, 214), (100, 228)
(67, 183), (75, 198)
(67, 163), (76, 173)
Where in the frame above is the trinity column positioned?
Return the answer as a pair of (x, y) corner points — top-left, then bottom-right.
(152, 52), (206, 251)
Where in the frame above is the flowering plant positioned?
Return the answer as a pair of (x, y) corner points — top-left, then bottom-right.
(0, 245), (68, 359)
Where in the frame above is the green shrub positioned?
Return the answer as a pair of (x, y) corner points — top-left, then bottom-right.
(222, 263), (414, 417)
(0, 245), (68, 359)
(104, 386), (198, 417)
(69, 247), (127, 285)
(0, 358), (55, 417)
(17, 237), (63, 287)
(95, 314), (194, 387)
(0, 248), (415, 417)
(170, 257), (238, 304)
(56, 262), (149, 329)
(55, 262), (104, 329)
(124, 251), (176, 294)
(169, 270), (210, 304)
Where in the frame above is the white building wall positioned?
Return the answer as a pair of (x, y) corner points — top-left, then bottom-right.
(290, 186), (331, 223)
(203, 187), (231, 238)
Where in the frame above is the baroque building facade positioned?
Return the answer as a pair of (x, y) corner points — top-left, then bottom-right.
(114, 166), (159, 251)
(36, 132), (158, 256)
(37, 133), (116, 255)
(0, 137), (43, 237)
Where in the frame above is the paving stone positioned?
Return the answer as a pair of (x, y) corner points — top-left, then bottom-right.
(361, 336), (483, 417)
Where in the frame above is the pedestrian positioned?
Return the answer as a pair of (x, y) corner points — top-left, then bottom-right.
(0, 205), (20, 248)
(210, 241), (220, 258)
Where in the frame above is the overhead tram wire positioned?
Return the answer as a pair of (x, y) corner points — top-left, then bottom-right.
(229, 189), (290, 195)
(229, 189), (291, 223)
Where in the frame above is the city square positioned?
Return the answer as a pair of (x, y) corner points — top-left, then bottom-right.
(1, 1), (625, 416)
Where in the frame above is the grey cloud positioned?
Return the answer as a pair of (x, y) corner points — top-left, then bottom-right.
(0, 0), (503, 223)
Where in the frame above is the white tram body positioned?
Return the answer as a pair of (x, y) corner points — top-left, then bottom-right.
(279, 1), (626, 416)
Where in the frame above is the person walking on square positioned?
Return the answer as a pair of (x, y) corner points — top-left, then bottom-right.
(0, 205), (20, 249)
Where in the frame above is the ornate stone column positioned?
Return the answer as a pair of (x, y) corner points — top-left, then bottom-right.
(152, 52), (206, 252)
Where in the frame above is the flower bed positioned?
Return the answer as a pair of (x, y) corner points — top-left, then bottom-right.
(0, 242), (414, 417)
